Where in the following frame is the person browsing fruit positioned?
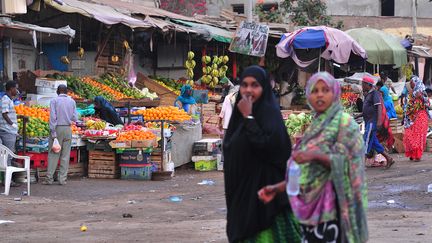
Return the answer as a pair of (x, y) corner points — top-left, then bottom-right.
(0, 81), (20, 187)
(94, 96), (123, 125)
(43, 85), (77, 185)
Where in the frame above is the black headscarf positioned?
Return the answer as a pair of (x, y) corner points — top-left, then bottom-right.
(223, 65), (292, 242)
(94, 96), (124, 126)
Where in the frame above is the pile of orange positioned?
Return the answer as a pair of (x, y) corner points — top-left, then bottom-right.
(116, 130), (156, 141)
(82, 77), (131, 100)
(68, 91), (81, 99)
(133, 106), (191, 122)
(15, 104), (50, 122)
(71, 123), (82, 135)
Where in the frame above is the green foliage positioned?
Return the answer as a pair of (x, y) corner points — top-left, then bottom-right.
(255, 0), (344, 28)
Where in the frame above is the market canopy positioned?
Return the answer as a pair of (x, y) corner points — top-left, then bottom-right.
(346, 27), (407, 68)
(32, 0), (154, 29)
(0, 19), (75, 46)
(172, 19), (234, 44)
(276, 26), (367, 68)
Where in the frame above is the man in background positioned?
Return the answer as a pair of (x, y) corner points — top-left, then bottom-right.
(43, 85), (77, 185)
(0, 81), (20, 187)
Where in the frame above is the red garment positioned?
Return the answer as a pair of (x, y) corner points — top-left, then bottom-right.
(377, 97), (395, 148)
(403, 110), (429, 160)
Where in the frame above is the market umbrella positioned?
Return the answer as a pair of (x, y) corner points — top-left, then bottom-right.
(346, 27), (407, 68)
(276, 26), (367, 69)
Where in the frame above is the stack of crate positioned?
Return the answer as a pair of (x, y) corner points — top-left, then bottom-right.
(390, 118), (404, 134)
(88, 150), (119, 179)
(192, 138), (222, 171)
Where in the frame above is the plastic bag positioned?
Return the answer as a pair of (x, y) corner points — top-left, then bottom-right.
(52, 138), (61, 153)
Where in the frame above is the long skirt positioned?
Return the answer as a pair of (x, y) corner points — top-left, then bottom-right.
(404, 110), (429, 160)
(240, 210), (301, 243)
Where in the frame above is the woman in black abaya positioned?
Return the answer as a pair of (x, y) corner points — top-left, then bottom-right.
(223, 65), (301, 242)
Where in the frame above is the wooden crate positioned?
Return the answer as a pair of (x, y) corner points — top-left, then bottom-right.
(202, 102), (216, 115)
(37, 163), (84, 181)
(136, 73), (178, 107)
(88, 151), (119, 179)
(427, 139), (432, 152)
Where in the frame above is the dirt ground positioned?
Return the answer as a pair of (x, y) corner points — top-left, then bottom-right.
(1, 153), (432, 243)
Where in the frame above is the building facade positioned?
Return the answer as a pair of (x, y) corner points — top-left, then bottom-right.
(207, 0), (432, 18)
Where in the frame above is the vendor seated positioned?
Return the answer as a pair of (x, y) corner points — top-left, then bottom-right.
(174, 84), (196, 113)
(94, 96), (124, 125)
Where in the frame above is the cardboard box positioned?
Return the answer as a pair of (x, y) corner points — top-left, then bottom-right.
(35, 78), (67, 89)
(393, 133), (405, 153)
(131, 138), (158, 148)
(109, 140), (132, 149)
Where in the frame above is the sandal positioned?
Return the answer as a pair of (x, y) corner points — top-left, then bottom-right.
(385, 158), (395, 169)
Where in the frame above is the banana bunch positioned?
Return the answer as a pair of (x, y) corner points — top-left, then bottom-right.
(185, 51), (195, 86)
(60, 56), (70, 64)
(200, 55), (230, 88)
(123, 40), (130, 50)
(201, 55), (211, 64)
(77, 47), (85, 58)
(86, 120), (106, 130)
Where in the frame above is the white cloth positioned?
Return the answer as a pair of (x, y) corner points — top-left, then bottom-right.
(219, 93), (234, 130)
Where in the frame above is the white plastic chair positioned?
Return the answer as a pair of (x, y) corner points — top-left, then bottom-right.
(0, 144), (31, 196)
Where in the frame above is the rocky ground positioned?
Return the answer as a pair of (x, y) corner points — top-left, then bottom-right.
(0, 153), (431, 243)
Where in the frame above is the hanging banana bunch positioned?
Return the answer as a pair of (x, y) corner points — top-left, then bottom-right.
(123, 40), (130, 50)
(199, 54), (230, 89)
(77, 47), (85, 58)
(184, 51), (195, 86)
(60, 56), (70, 64)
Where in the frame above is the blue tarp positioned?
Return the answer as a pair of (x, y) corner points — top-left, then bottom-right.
(292, 29), (326, 49)
(42, 43), (68, 71)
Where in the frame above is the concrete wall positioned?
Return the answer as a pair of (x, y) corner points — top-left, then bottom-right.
(69, 51), (97, 76)
(213, 0), (432, 18)
(12, 42), (37, 76)
(325, 0), (379, 16)
(395, 0), (432, 18)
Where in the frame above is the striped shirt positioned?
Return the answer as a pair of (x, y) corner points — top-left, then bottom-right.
(0, 95), (18, 134)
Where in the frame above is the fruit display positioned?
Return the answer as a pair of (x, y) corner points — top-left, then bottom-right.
(144, 121), (176, 131)
(184, 51), (196, 86)
(18, 117), (50, 138)
(68, 91), (82, 100)
(15, 104), (50, 122)
(341, 92), (360, 108)
(99, 73), (148, 99)
(64, 75), (114, 101)
(284, 113), (312, 136)
(116, 130), (156, 141)
(71, 123), (83, 135)
(133, 106), (191, 122)
(81, 77), (131, 100)
(200, 55), (229, 88)
(84, 118), (107, 130)
(124, 124), (145, 131)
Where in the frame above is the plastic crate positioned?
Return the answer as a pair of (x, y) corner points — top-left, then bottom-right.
(120, 164), (152, 180)
(17, 149), (78, 168)
(194, 159), (217, 171)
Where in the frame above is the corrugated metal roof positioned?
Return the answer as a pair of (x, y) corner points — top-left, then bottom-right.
(42, 0), (154, 29)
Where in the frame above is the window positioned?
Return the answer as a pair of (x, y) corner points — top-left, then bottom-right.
(232, 4), (244, 14)
(381, 0), (395, 16)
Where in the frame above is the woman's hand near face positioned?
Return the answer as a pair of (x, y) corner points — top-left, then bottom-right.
(237, 95), (253, 118)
